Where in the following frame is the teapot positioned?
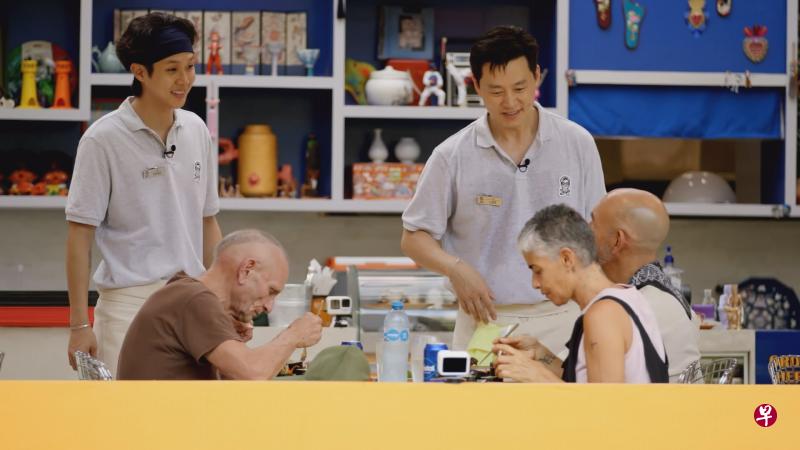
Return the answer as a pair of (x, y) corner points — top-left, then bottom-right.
(365, 65), (415, 106)
(92, 42), (126, 73)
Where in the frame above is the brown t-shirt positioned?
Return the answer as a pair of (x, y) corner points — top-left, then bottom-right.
(117, 273), (241, 380)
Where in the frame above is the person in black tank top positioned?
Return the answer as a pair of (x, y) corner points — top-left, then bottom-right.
(492, 204), (668, 383)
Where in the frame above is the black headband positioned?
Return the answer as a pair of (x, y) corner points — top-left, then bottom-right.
(137, 25), (194, 66)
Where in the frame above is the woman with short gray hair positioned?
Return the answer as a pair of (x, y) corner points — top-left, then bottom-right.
(493, 204), (668, 383)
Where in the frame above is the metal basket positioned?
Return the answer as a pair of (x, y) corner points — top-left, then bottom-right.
(74, 351), (113, 380)
(768, 355), (800, 384)
(677, 358), (738, 384)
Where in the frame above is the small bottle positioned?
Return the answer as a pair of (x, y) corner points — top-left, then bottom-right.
(717, 285), (731, 328)
(379, 301), (410, 382)
(663, 245), (684, 291)
(692, 288), (717, 323)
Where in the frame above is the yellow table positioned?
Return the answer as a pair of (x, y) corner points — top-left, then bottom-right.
(0, 381), (795, 449)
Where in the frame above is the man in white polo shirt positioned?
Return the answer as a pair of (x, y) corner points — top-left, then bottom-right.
(65, 13), (222, 376)
(401, 26), (606, 355)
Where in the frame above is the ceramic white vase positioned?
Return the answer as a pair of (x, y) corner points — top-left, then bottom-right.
(368, 128), (389, 163)
(394, 137), (420, 163)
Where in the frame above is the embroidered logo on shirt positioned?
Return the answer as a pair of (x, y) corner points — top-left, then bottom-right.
(193, 161), (202, 182)
(559, 175), (571, 196)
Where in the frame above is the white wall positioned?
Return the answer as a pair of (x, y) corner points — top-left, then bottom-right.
(1, 210), (799, 302)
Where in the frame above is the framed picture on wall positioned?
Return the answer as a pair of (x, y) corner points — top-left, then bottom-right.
(378, 7), (434, 60)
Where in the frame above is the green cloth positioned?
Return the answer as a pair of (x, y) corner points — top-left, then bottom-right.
(290, 345), (371, 381)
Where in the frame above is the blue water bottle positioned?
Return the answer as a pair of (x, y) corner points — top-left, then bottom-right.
(379, 301), (410, 382)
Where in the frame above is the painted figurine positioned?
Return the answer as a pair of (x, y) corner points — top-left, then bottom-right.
(419, 67), (445, 106)
(206, 31), (224, 74)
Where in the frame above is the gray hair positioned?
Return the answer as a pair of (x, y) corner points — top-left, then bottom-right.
(213, 229), (286, 261)
(517, 204), (597, 266)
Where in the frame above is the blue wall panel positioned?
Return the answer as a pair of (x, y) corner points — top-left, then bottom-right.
(570, 0), (786, 73)
(569, 85), (783, 139)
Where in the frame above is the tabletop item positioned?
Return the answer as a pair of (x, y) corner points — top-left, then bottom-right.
(92, 41), (126, 73)
(379, 301), (409, 382)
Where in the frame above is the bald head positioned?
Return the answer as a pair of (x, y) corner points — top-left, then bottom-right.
(213, 229), (288, 271)
(593, 188), (669, 253)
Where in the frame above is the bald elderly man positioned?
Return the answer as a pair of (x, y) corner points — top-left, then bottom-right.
(117, 229), (323, 380)
(589, 189), (700, 382)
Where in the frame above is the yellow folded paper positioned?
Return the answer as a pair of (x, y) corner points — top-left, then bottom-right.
(467, 323), (506, 365)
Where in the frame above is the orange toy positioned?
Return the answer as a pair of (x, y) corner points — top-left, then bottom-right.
(51, 60), (73, 109)
(206, 31), (223, 74)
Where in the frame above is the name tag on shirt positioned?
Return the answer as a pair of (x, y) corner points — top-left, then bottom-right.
(476, 195), (502, 207)
(142, 166), (165, 179)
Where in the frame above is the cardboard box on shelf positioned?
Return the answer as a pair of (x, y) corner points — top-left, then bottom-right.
(352, 163), (423, 199)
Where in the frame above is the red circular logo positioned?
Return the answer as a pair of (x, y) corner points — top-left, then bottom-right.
(754, 404), (777, 427)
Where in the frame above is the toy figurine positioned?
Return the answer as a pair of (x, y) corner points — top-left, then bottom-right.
(302, 133), (320, 197)
(51, 60), (72, 109)
(206, 31), (224, 74)
(419, 66), (445, 106)
(277, 164), (297, 198)
(9, 169), (36, 195)
(43, 169), (69, 195)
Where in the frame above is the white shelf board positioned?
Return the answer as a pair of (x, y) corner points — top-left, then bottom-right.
(665, 203), (785, 218)
(344, 105), (561, 120)
(220, 198), (408, 213)
(0, 196), (66, 209)
(1, 196), (791, 218)
(572, 70), (787, 87)
(0, 108), (87, 121)
(90, 73), (335, 90)
(344, 105), (485, 120)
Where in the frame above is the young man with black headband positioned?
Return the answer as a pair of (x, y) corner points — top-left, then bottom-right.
(65, 13), (222, 376)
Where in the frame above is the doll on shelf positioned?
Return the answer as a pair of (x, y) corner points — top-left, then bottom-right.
(206, 31), (223, 74)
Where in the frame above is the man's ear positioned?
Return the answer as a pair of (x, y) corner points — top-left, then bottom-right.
(237, 258), (257, 283)
(612, 229), (627, 256)
(130, 63), (147, 82)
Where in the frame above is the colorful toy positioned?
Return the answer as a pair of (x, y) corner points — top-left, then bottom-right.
(51, 60), (72, 109)
(623, 0), (645, 50)
(19, 60), (40, 108)
(717, 0), (731, 17)
(345, 58), (375, 105)
(419, 67), (445, 107)
(206, 31), (223, 74)
(594, 0), (611, 29)
(9, 169), (36, 195)
(277, 164), (297, 198)
(686, 0), (708, 37)
(743, 25), (768, 63)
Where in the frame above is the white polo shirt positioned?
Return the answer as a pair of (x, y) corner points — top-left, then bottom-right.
(402, 104), (605, 304)
(66, 97), (219, 290)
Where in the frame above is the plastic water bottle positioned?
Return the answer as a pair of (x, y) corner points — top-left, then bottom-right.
(663, 245), (684, 291)
(379, 301), (409, 382)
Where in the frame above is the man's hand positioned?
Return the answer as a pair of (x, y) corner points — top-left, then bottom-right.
(287, 312), (323, 348)
(232, 319), (254, 342)
(67, 327), (97, 370)
(447, 259), (496, 323)
(493, 344), (561, 383)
